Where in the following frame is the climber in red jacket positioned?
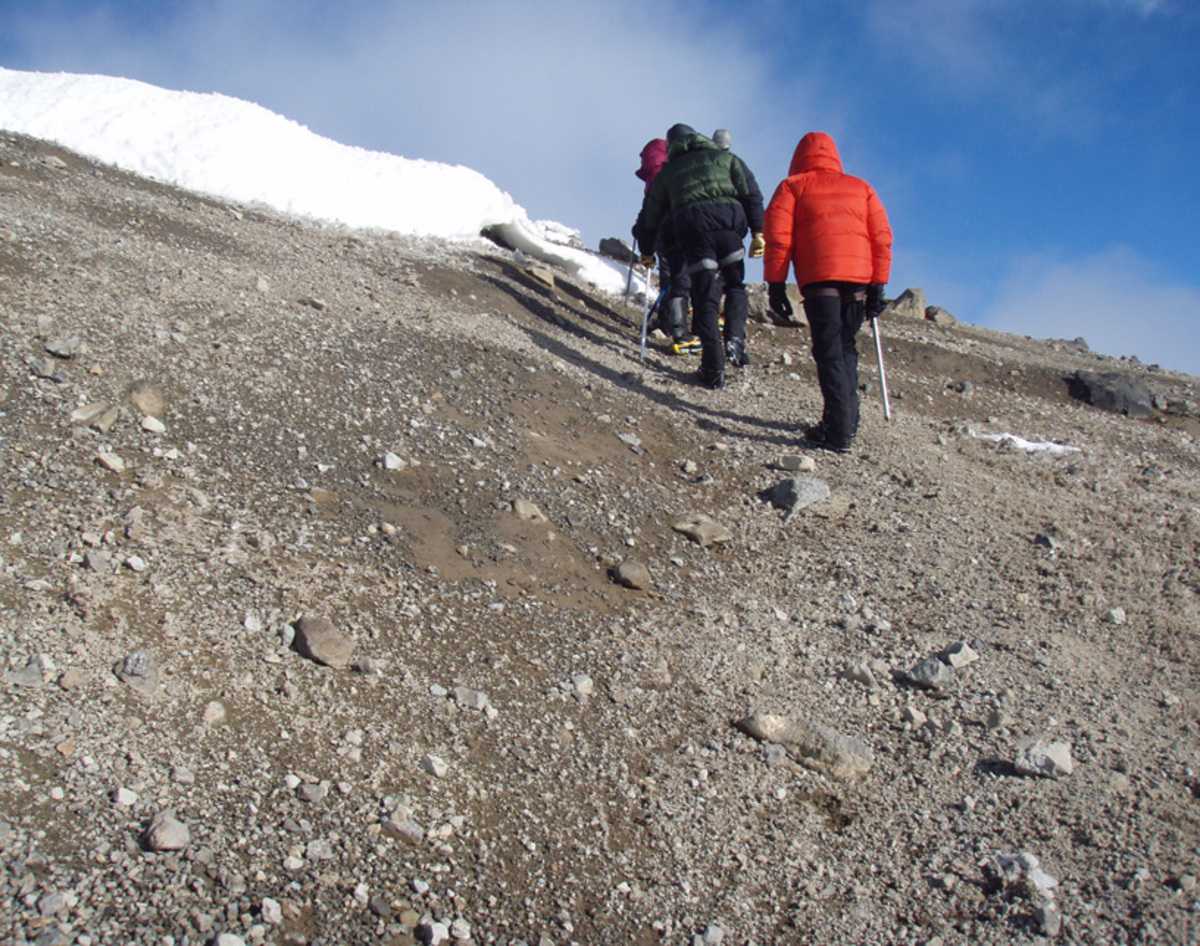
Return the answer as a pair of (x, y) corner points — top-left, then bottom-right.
(763, 131), (893, 452)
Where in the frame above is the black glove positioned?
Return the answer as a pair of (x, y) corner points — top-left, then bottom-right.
(768, 283), (793, 318)
(866, 283), (886, 318)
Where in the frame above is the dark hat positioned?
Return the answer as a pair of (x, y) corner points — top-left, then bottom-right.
(666, 123), (696, 146)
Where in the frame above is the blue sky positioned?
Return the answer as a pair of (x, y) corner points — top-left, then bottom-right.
(2, 0), (1198, 372)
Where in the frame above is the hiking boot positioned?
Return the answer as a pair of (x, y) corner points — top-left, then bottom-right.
(671, 335), (702, 356)
(804, 422), (851, 454)
(725, 338), (750, 367)
(697, 366), (725, 390)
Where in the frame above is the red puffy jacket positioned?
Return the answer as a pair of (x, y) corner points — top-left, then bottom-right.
(635, 138), (668, 193)
(763, 132), (892, 288)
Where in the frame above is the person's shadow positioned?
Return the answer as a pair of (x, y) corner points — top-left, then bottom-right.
(476, 257), (806, 449)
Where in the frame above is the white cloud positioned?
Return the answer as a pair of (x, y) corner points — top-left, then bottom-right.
(862, 0), (1167, 138)
(979, 246), (1200, 374)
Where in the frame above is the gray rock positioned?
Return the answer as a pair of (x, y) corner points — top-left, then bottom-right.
(526, 264), (556, 290)
(598, 237), (634, 262)
(353, 656), (384, 676)
(96, 450), (126, 473)
(843, 662), (876, 688)
(882, 288), (926, 319)
(30, 357), (65, 382)
(293, 615), (354, 669)
(925, 305), (957, 326)
(774, 454), (816, 473)
(298, 296), (328, 311)
(902, 705), (927, 727)
(735, 712), (874, 780)
(45, 336), (82, 358)
(38, 891), (69, 916)
(57, 669), (84, 690)
(1014, 739), (1074, 778)
(1105, 607), (1127, 625)
(942, 640), (979, 668)
(84, 550), (110, 572)
(452, 686), (490, 711)
(1070, 370), (1153, 417)
(612, 559), (652, 590)
(261, 897), (283, 925)
(369, 894), (392, 918)
(512, 498), (547, 522)
(417, 919), (450, 945)
(202, 701), (226, 726)
(907, 656), (953, 690)
(114, 650), (159, 698)
(297, 782), (329, 804)
(1037, 902), (1063, 937)
(421, 754), (448, 778)
(748, 281), (804, 325)
(112, 786), (139, 806)
(761, 476), (831, 520)
(992, 851), (1059, 898)
(91, 405), (121, 432)
(126, 381), (166, 418)
(671, 513), (733, 547)
(5, 655), (48, 688)
(143, 811), (190, 851)
(698, 924), (725, 945)
(70, 402), (110, 425)
(383, 816), (426, 845)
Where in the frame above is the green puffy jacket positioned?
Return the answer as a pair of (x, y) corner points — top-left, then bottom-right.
(634, 131), (764, 252)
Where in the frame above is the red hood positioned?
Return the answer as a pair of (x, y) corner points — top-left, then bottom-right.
(788, 132), (843, 176)
(635, 138), (668, 191)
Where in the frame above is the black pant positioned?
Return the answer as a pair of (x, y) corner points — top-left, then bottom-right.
(802, 282), (867, 446)
(690, 252), (747, 376)
(650, 249), (691, 340)
(675, 203), (749, 377)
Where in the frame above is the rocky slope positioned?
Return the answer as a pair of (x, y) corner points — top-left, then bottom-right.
(1, 131), (1197, 946)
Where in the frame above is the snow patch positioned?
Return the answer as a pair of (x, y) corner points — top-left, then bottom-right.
(0, 67), (631, 293)
(969, 430), (1081, 456)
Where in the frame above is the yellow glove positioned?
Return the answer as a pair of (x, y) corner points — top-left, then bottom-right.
(749, 232), (766, 258)
(640, 254), (656, 269)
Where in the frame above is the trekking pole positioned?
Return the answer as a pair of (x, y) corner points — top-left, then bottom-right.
(870, 316), (893, 420)
(624, 239), (637, 303)
(639, 265), (657, 362)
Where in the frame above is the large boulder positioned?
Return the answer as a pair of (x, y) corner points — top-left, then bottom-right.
(293, 615), (354, 669)
(925, 305), (957, 326)
(670, 513), (733, 547)
(760, 477), (831, 522)
(736, 712), (874, 780)
(883, 288), (926, 319)
(747, 283), (805, 326)
(598, 237), (634, 263)
(1069, 371), (1154, 417)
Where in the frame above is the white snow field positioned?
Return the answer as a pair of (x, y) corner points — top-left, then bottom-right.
(0, 67), (632, 293)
